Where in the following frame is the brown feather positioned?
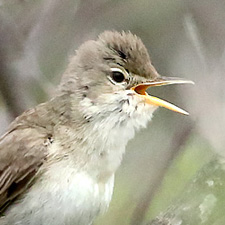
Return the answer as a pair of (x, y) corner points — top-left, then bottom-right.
(0, 127), (48, 213)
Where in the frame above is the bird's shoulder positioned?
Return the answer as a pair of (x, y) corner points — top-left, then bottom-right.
(0, 107), (52, 214)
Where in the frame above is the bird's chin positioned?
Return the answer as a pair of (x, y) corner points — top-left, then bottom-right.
(128, 91), (159, 114)
(119, 93), (158, 130)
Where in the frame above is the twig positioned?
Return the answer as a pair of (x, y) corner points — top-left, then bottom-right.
(130, 122), (195, 225)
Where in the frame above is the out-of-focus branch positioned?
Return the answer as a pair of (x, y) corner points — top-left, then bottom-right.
(0, 14), (28, 118)
(130, 122), (195, 225)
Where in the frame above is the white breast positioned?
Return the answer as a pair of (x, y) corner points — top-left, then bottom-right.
(4, 159), (114, 225)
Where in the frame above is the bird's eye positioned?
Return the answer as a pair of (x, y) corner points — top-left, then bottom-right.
(112, 71), (125, 83)
(109, 68), (128, 85)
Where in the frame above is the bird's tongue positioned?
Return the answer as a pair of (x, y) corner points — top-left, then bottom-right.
(131, 78), (194, 115)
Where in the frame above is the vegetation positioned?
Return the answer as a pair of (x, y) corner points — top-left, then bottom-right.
(0, 1), (224, 224)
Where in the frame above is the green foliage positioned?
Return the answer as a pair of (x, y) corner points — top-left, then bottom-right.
(150, 157), (225, 225)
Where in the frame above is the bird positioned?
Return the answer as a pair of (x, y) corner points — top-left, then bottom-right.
(0, 31), (193, 225)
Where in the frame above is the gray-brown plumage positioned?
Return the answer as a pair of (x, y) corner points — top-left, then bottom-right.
(0, 31), (191, 225)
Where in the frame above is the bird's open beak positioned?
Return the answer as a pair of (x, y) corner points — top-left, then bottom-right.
(131, 77), (194, 115)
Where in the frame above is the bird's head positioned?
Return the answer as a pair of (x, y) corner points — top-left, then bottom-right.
(59, 31), (193, 129)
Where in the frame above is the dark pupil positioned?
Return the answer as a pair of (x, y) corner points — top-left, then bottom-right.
(112, 71), (125, 83)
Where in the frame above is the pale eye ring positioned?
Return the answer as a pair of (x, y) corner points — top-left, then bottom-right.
(108, 68), (128, 85)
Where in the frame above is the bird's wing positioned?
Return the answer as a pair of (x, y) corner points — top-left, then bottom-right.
(0, 127), (48, 213)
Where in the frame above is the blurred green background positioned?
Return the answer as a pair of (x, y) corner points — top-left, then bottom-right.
(0, 0), (225, 224)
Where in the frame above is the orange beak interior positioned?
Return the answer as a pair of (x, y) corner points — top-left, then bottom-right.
(131, 78), (194, 115)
